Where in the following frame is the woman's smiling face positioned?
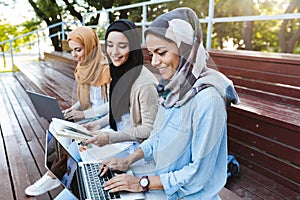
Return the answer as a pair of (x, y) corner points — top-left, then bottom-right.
(146, 33), (180, 80)
(68, 40), (85, 64)
(106, 31), (130, 67)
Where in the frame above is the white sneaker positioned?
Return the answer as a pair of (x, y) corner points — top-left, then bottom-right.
(25, 173), (61, 196)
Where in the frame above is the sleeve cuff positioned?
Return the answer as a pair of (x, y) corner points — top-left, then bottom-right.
(71, 101), (81, 110)
(83, 108), (94, 119)
(83, 103), (109, 119)
(98, 114), (109, 129)
(139, 141), (153, 162)
(160, 173), (180, 200)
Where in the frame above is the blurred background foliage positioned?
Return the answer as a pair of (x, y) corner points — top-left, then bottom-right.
(0, 0), (299, 53)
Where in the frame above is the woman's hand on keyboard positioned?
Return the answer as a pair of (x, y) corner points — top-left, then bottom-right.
(98, 158), (130, 177)
(103, 174), (142, 193)
(64, 109), (84, 120)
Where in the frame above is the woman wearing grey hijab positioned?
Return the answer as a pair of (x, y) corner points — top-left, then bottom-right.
(98, 8), (239, 200)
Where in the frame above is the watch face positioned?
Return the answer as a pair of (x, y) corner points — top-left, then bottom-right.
(140, 178), (149, 187)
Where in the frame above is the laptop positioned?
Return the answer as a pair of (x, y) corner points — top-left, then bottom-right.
(26, 90), (65, 121)
(26, 90), (90, 124)
(45, 130), (145, 200)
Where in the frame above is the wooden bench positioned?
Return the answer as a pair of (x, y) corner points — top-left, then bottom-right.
(0, 73), (63, 200)
(44, 51), (76, 80)
(14, 60), (76, 110)
(18, 48), (300, 199)
(207, 49), (300, 199)
(141, 47), (300, 199)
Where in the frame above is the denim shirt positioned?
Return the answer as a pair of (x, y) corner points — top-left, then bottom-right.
(140, 87), (228, 200)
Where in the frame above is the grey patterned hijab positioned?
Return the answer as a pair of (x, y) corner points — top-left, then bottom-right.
(145, 7), (239, 108)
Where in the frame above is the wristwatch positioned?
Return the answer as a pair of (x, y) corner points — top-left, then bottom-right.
(139, 176), (149, 192)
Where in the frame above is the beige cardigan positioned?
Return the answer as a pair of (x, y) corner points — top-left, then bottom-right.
(97, 66), (159, 143)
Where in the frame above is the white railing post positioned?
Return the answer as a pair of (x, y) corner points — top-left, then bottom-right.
(106, 11), (110, 27)
(82, 13), (86, 26)
(61, 22), (65, 40)
(142, 4), (147, 44)
(9, 39), (14, 71)
(37, 32), (42, 60)
(206, 0), (214, 50)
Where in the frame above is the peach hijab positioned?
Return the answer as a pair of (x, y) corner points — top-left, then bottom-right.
(67, 27), (110, 110)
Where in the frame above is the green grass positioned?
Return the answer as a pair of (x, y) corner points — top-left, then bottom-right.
(0, 65), (19, 73)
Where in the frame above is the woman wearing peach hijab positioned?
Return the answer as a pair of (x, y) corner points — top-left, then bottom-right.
(25, 26), (111, 197)
(63, 26), (110, 121)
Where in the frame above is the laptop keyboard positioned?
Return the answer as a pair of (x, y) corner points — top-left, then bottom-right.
(83, 162), (121, 200)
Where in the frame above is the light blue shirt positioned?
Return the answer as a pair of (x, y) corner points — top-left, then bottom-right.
(140, 87), (228, 200)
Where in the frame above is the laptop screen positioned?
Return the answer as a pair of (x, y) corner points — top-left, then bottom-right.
(45, 130), (80, 199)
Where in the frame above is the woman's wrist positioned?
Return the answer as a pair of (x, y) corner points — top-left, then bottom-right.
(125, 148), (144, 167)
(137, 176), (163, 191)
(148, 176), (164, 191)
(124, 155), (133, 167)
(105, 132), (111, 144)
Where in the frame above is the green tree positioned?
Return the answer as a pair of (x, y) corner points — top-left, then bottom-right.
(279, 0), (300, 53)
(24, 0), (300, 53)
(28, 0), (63, 51)
(180, 0), (300, 53)
(0, 19), (40, 68)
(27, 0), (173, 47)
(0, 23), (17, 68)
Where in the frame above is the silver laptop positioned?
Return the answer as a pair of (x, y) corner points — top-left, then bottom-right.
(26, 90), (65, 121)
(45, 130), (145, 200)
(26, 90), (90, 124)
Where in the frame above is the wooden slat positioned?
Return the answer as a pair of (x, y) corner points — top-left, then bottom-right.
(209, 50), (300, 77)
(216, 64), (300, 87)
(0, 73), (53, 200)
(226, 164), (299, 200)
(235, 86), (300, 108)
(0, 120), (14, 199)
(229, 139), (300, 193)
(43, 52), (76, 79)
(228, 125), (300, 166)
(228, 96), (300, 132)
(0, 76), (39, 199)
(227, 105), (300, 193)
(44, 51), (76, 66)
(228, 105), (300, 149)
(44, 60), (75, 79)
(228, 75), (300, 100)
(16, 62), (75, 101)
(14, 68), (72, 110)
(219, 187), (242, 200)
(208, 50), (300, 107)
